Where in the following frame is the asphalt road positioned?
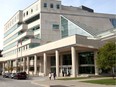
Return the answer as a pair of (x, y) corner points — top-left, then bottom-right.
(0, 76), (43, 87)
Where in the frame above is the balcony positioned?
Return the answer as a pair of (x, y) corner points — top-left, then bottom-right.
(34, 29), (40, 35)
(18, 24), (27, 31)
(18, 38), (40, 47)
(28, 19), (40, 29)
(4, 24), (27, 41)
(18, 31), (34, 40)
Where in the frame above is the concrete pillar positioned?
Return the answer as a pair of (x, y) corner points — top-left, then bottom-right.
(71, 46), (77, 77)
(39, 57), (42, 73)
(94, 51), (99, 75)
(55, 50), (59, 77)
(19, 58), (22, 71)
(16, 59), (18, 72)
(60, 55), (63, 76)
(43, 53), (47, 76)
(34, 55), (37, 75)
(8, 61), (11, 72)
(23, 58), (26, 72)
(27, 57), (29, 74)
(2, 62), (5, 74)
(76, 52), (79, 76)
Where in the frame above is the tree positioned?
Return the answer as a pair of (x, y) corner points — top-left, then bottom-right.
(97, 41), (116, 78)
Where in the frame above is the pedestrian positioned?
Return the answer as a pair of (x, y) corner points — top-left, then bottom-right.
(53, 72), (56, 80)
(48, 72), (52, 80)
(62, 71), (64, 77)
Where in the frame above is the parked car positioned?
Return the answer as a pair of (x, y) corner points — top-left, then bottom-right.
(3, 73), (12, 78)
(10, 73), (16, 79)
(14, 72), (27, 80)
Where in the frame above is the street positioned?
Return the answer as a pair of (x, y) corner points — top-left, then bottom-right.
(0, 76), (43, 87)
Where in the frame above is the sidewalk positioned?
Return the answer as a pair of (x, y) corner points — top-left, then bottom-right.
(31, 77), (115, 87)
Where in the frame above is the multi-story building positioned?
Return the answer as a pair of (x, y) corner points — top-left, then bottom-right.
(0, 0), (116, 77)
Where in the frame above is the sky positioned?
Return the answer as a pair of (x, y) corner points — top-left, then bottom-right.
(0, 0), (116, 50)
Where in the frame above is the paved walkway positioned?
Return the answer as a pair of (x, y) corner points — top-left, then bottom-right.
(31, 77), (115, 87)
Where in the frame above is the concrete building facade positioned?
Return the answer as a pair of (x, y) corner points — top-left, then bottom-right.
(0, 0), (116, 77)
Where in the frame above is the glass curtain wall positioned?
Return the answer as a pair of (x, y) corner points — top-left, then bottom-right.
(50, 56), (56, 73)
(79, 52), (95, 74)
(61, 16), (92, 38)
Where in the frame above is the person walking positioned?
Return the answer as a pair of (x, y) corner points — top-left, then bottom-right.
(48, 72), (52, 80)
(53, 72), (56, 80)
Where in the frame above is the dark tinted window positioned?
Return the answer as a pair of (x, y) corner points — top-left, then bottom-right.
(56, 4), (60, 9)
(44, 3), (47, 8)
(25, 14), (40, 24)
(50, 4), (54, 8)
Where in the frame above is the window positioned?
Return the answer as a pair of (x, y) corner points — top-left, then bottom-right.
(63, 54), (72, 65)
(53, 24), (59, 29)
(79, 52), (94, 64)
(26, 11), (28, 15)
(50, 56), (55, 66)
(56, 4), (60, 9)
(61, 16), (92, 38)
(31, 9), (33, 13)
(50, 4), (54, 8)
(32, 25), (40, 31)
(110, 18), (116, 28)
(25, 14), (40, 24)
(44, 3), (47, 8)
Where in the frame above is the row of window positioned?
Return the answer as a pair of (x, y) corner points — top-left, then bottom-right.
(5, 4), (39, 29)
(50, 52), (94, 66)
(4, 24), (20, 38)
(25, 14), (40, 24)
(43, 3), (60, 9)
(4, 33), (18, 45)
(3, 42), (40, 58)
(5, 13), (19, 30)
(23, 4), (38, 17)
(3, 44), (29, 57)
(3, 42), (17, 51)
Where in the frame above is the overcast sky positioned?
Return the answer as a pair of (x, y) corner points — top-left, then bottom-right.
(0, 0), (116, 50)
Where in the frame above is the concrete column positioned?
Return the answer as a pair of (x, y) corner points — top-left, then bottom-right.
(76, 52), (79, 76)
(43, 53), (47, 76)
(2, 62), (5, 74)
(23, 58), (26, 72)
(8, 61), (11, 72)
(15, 59), (18, 72)
(60, 55), (63, 76)
(71, 46), (77, 77)
(7, 61), (9, 72)
(94, 51), (99, 75)
(34, 55), (37, 75)
(19, 59), (22, 71)
(39, 57), (42, 73)
(55, 50), (60, 77)
(27, 57), (29, 74)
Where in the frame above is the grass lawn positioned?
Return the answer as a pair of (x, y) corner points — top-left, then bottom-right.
(57, 76), (106, 80)
(57, 77), (89, 80)
(82, 79), (116, 85)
